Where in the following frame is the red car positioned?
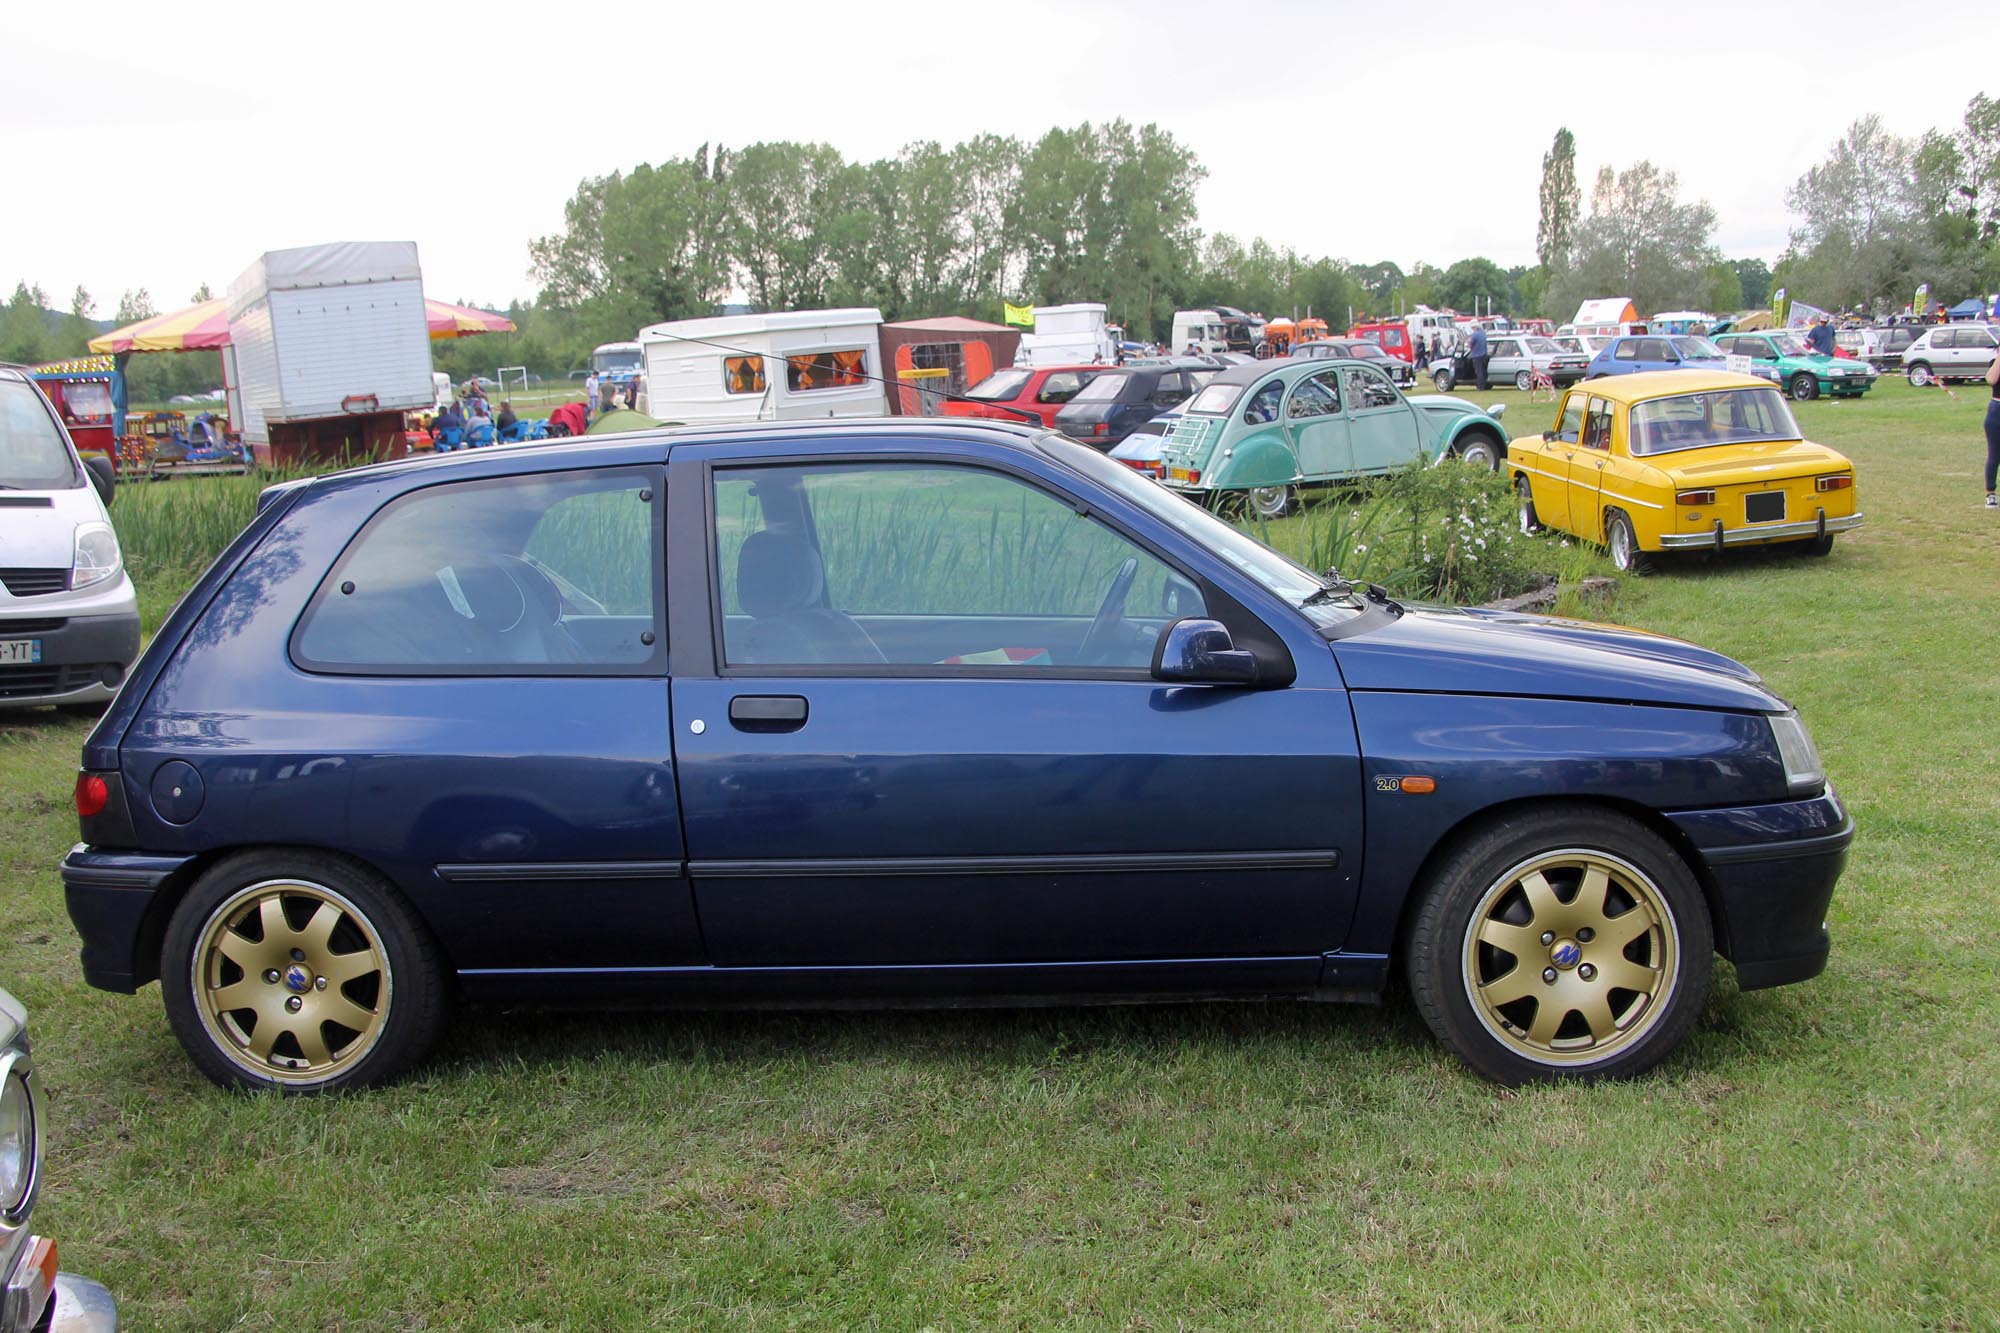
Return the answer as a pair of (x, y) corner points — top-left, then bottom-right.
(941, 364), (1106, 428)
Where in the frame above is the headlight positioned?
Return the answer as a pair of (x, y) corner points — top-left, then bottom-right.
(0, 1066), (32, 1215)
(72, 521), (122, 590)
(1770, 711), (1825, 794)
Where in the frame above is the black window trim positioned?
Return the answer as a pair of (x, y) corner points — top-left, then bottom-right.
(287, 464), (669, 679)
(697, 450), (1253, 684)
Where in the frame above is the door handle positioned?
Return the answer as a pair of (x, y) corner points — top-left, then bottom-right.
(729, 695), (809, 732)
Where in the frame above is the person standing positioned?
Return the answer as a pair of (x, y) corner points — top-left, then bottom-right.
(584, 370), (600, 421)
(1469, 323), (1490, 391)
(1984, 351), (1999, 509)
(1807, 316), (1835, 357)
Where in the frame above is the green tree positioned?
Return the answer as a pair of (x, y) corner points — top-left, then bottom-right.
(190, 283), (214, 303)
(1536, 128), (1581, 273)
(115, 289), (156, 325)
(1436, 258), (1512, 315)
(1547, 162), (1720, 316)
(0, 283), (51, 364)
(1352, 261), (1404, 309)
(1730, 258), (1772, 308)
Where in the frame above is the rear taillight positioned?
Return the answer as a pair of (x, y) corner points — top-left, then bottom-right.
(1816, 474), (1853, 491)
(74, 772), (109, 818)
(1676, 489), (1716, 506)
(1094, 423), (1108, 436)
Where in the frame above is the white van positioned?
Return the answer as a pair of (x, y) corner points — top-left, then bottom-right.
(0, 368), (140, 712)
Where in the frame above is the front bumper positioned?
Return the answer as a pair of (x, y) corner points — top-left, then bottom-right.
(1657, 509), (1863, 551)
(1667, 788), (1853, 990)
(61, 846), (196, 994)
(3, 1237), (117, 1332)
(0, 611), (141, 708)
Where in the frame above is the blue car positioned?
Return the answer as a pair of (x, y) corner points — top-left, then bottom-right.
(1052, 361), (1212, 448)
(61, 421), (1850, 1089)
(1586, 334), (1759, 380)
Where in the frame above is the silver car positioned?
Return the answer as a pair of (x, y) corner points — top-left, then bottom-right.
(1429, 334), (1578, 391)
(1902, 324), (1999, 385)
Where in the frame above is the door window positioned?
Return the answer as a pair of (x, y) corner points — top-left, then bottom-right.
(1285, 371), (1342, 419)
(1037, 371), (1091, 403)
(1147, 372), (1189, 407)
(293, 469), (662, 674)
(1491, 340), (1520, 360)
(1580, 398), (1612, 450)
(1242, 381), (1284, 424)
(1554, 399), (1585, 444)
(711, 463), (1199, 671)
(1339, 365), (1401, 411)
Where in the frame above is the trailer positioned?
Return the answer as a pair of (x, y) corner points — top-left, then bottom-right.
(877, 316), (1021, 415)
(637, 308), (887, 426)
(226, 241), (434, 466)
(1017, 303), (1117, 367)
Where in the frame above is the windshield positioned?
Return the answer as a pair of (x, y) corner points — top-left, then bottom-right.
(965, 369), (1032, 400)
(1629, 387), (1801, 455)
(1186, 382), (1247, 415)
(59, 380), (114, 424)
(1671, 337), (1723, 359)
(1039, 432), (1346, 619)
(1071, 372), (1132, 403)
(0, 381), (81, 489)
(1525, 337), (1562, 354)
(1350, 344), (1388, 360)
(1770, 334), (1813, 356)
(592, 345), (642, 374)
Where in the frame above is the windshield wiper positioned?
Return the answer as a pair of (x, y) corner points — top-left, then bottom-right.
(1301, 569), (1356, 606)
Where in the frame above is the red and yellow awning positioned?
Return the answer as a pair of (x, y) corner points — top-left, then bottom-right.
(89, 298), (517, 354)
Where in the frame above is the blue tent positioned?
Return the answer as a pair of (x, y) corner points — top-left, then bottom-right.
(1946, 297), (1987, 319)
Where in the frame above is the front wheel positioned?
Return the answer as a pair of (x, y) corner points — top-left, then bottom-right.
(1514, 370), (1533, 392)
(1789, 372), (1819, 402)
(1515, 475), (1541, 534)
(1605, 510), (1650, 574)
(1455, 431), (1502, 472)
(1906, 362), (1933, 387)
(162, 850), (447, 1092)
(1433, 368), (1455, 392)
(1406, 805), (1713, 1084)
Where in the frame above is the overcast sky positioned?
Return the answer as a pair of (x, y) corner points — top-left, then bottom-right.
(4, 0), (1991, 319)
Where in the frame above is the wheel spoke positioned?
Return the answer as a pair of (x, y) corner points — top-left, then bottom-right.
(209, 979), (262, 1013)
(1577, 994), (1619, 1044)
(256, 896), (289, 945)
(296, 901), (342, 957)
(322, 950), (381, 986)
(1596, 955), (1660, 996)
(1517, 870), (1562, 926)
(1576, 864), (1611, 921)
(1476, 918), (1543, 960)
(213, 927), (267, 971)
(244, 1015), (281, 1061)
(294, 1022), (333, 1067)
(1600, 906), (1654, 950)
(1479, 964), (1541, 1008)
(1525, 996), (1569, 1046)
(322, 993), (379, 1034)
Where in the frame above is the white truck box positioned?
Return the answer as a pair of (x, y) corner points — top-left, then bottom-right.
(226, 241), (432, 445)
(1017, 303), (1116, 367)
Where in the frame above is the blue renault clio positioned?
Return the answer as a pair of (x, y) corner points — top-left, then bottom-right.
(61, 421), (1850, 1089)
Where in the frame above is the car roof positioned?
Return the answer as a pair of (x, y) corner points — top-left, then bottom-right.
(1573, 370), (1778, 402)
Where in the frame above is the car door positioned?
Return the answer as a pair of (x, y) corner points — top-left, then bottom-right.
(1281, 369), (1351, 479)
(1337, 364), (1421, 474)
(665, 441), (1361, 983)
(1524, 394), (1584, 533)
(1953, 325), (1997, 377)
(1565, 395), (1615, 538)
(1487, 339), (1521, 384)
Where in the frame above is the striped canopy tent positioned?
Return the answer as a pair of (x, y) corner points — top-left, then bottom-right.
(89, 298), (515, 354)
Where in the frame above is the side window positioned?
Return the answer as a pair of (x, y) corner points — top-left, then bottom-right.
(294, 469), (661, 674)
(711, 463), (1200, 671)
(1492, 340), (1519, 360)
(723, 356), (767, 395)
(1242, 381), (1284, 424)
(786, 349), (869, 392)
(1148, 373), (1188, 407)
(1286, 371), (1342, 419)
(1613, 340), (1641, 361)
(1340, 365), (1401, 410)
(1554, 398), (1585, 444)
(1580, 398), (1612, 450)
(1037, 372), (1086, 403)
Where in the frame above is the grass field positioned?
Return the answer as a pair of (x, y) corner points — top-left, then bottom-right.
(2, 378), (1996, 1329)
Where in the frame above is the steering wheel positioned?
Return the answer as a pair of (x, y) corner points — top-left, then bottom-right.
(1076, 557), (1139, 666)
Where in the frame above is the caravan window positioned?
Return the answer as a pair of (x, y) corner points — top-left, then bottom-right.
(787, 349), (870, 392)
(724, 356), (767, 395)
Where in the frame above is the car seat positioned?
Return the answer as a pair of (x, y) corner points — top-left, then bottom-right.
(733, 530), (885, 665)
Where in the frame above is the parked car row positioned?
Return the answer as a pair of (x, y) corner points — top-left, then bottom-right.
(1710, 331), (1878, 400)
(1428, 334), (1591, 392)
(1898, 323), (1998, 386)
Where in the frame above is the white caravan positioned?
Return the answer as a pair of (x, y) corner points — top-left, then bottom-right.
(638, 309), (887, 426)
(1017, 303), (1117, 367)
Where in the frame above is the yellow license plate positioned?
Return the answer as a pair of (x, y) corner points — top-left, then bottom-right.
(1168, 467), (1196, 484)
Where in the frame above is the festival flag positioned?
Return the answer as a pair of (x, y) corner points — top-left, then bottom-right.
(1770, 288), (1788, 327)
(1002, 303), (1034, 327)
(1913, 282), (1930, 317)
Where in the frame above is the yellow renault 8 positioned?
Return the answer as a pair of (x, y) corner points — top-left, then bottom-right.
(1507, 370), (1862, 572)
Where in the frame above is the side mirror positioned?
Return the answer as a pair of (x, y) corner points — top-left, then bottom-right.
(1540, 429), (1555, 442)
(84, 455), (115, 506)
(1152, 618), (1259, 685)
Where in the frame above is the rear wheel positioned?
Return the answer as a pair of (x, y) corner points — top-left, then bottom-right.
(1605, 510), (1651, 574)
(1245, 484), (1297, 520)
(1514, 370), (1533, 392)
(1406, 805), (1713, 1084)
(1789, 372), (1819, 402)
(162, 850), (447, 1092)
(1515, 475), (1541, 534)
(1906, 362), (1933, 387)
(1801, 533), (1836, 557)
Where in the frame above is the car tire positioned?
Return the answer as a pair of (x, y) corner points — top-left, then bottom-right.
(1454, 430), (1502, 472)
(1406, 804), (1713, 1085)
(1906, 362), (1933, 387)
(1605, 510), (1651, 574)
(1433, 368), (1455, 392)
(1514, 370), (1533, 392)
(1515, 475), (1541, 534)
(162, 849), (447, 1093)
(1245, 484), (1296, 520)
(1801, 533), (1836, 557)
(1789, 372), (1818, 402)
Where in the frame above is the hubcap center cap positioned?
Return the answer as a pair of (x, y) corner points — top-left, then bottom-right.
(282, 964), (313, 994)
(1549, 939), (1583, 970)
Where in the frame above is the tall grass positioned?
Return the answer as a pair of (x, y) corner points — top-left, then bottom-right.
(111, 473), (283, 633)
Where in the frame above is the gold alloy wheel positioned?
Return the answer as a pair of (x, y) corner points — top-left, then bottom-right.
(1460, 849), (1679, 1067)
(191, 879), (392, 1085)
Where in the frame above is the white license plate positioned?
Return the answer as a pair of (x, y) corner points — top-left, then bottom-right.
(0, 639), (42, 666)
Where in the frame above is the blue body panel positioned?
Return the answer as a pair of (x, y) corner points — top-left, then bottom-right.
(64, 421), (1850, 1012)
